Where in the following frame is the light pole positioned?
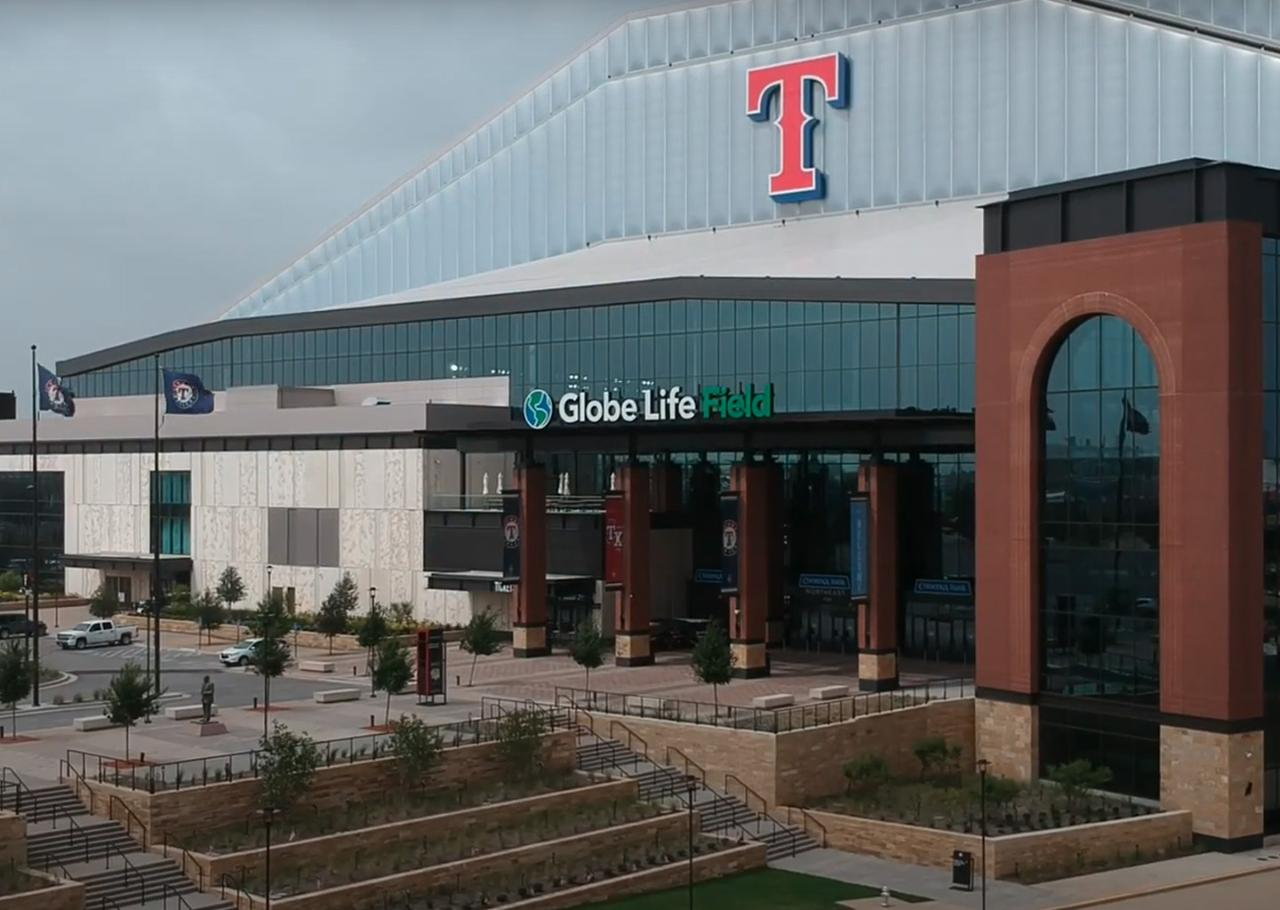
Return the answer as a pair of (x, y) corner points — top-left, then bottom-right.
(367, 586), (377, 683)
(687, 779), (697, 910)
(260, 807), (278, 910)
(266, 564), (273, 602)
(977, 757), (990, 910)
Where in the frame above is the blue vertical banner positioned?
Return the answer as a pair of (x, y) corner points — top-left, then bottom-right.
(849, 494), (870, 600)
(719, 492), (740, 595)
(501, 492), (521, 583)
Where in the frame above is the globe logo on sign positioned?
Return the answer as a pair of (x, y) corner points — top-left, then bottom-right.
(523, 389), (553, 429)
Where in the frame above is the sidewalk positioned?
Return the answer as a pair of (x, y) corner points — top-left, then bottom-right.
(776, 844), (1280, 909)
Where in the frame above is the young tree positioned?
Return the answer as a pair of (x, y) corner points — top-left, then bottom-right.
(387, 601), (415, 632)
(1048, 759), (1113, 814)
(568, 618), (604, 690)
(250, 592), (292, 738)
(357, 601), (390, 678)
(390, 715), (444, 792)
(216, 567), (246, 640)
(88, 585), (117, 619)
(371, 637), (413, 726)
(842, 753), (892, 799)
(316, 573), (358, 655)
(257, 722), (320, 818)
(459, 610), (501, 686)
(103, 661), (160, 760)
(0, 571), (21, 594)
(193, 588), (225, 645)
(496, 708), (547, 781)
(690, 619), (734, 711)
(0, 641), (31, 739)
(168, 584), (192, 617)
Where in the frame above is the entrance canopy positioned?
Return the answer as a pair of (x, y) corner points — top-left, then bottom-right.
(63, 552), (193, 579)
(419, 403), (973, 456)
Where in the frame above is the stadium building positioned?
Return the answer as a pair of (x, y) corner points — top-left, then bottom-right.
(1, 0), (1279, 847)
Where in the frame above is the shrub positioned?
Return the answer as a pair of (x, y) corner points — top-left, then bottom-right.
(496, 709), (546, 780)
(1048, 759), (1113, 813)
(690, 619), (734, 709)
(459, 611), (501, 686)
(258, 722), (320, 816)
(912, 736), (962, 783)
(103, 661), (160, 760)
(0, 571), (20, 594)
(390, 715), (444, 791)
(842, 753), (892, 799)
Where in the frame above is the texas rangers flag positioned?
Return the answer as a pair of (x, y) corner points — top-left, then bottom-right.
(163, 369), (214, 415)
(37, 364), (75, 417)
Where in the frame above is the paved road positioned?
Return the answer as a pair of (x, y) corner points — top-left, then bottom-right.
(1081, 867), (1280, 908)
(13, 632), (358, 732)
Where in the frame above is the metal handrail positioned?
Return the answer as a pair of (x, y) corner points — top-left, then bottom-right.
(45, 803), (94, 862)
(664, 745), (706, 786)
(1, 766), (40, 820)
(219, 868), (253, 910)
(40, 850), (74, 881)
(109, 794), (149, 849)
(59, 758), (94, 806)
(607, 719), (649, 769)
(102, 842), (148, 905)
(98, 896), (123, 910)
(162, 832), (205, 892)
(161, 880), (196, 910)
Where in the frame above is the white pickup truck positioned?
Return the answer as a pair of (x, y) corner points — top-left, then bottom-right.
(56, 619), (137, 650)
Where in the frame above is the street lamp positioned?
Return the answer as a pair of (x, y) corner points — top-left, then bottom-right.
(977, 758), (990, 910)
(687, 779), (697, 910)
(260, 807), (279, 910)
(266, 564), (273, 600)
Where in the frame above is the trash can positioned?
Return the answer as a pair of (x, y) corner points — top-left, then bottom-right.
(951, 850), (974, 891)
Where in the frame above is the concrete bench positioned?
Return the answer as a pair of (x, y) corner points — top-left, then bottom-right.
(73, 715), (116, 732)
(808, 685), (850, 701)
(164, 704), (218, 721)
(299, 660), (335, 673)
(750, 693), (795, 710)
(314, 688), (363, 704)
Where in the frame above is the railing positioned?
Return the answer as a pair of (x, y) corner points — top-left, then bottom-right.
(43, 803), (93, 863)
(1, 766), (42, 820)
(161, 831), (206, 891)
(219, 868), (253, 910)
(554, 676), (972, 733)
(664, 744), (706, 787)
(39, 850), (74, 881)
(607, 719), (649, 772)
(102, 842), (148, 905)
(97, 897), (123, 910)
(109, 794), (148, 849)
(161, 881), (196, 910)
(66, 710), (549, 792)
(59, 758), (93, 806)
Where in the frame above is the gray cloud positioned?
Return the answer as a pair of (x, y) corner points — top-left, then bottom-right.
(0, 0), (663, 408)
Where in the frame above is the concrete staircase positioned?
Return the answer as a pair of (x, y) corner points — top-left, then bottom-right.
(3, 781), (232, 910)
(575, 729), (820, 861)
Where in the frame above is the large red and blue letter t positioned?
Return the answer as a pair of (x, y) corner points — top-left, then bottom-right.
(745, 52), (849, 203)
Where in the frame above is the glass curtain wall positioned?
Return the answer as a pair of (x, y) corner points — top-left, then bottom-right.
(150, 471), (191, 556)
(1262, 238), (1280, 832)
(1039, 314), (1161, 799)
(68, 300), (976, 416)
(0, 471), (64, 591)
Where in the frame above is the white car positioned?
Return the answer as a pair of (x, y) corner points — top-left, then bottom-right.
(219, 638), (262, 667)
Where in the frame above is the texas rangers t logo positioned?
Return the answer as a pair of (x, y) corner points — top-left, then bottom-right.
(746, 52), (849, 203)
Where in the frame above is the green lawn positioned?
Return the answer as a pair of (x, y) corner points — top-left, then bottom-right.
(599, 869), (928, 909)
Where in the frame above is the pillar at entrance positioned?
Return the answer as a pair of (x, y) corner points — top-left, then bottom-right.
(857, 461), (899, 692)
(615, 463), (653, 666)
(765, 462), (785, 648)
(512, 464), (549, 657)
(729, 462), (771, 678)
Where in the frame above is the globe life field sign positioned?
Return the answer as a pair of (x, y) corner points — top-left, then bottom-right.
(522, 384), (773, 429)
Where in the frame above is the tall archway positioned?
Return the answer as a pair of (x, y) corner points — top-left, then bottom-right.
(1039, 315), (1161, 796)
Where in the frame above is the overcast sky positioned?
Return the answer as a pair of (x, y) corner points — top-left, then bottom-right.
(0, 0), (669, 408)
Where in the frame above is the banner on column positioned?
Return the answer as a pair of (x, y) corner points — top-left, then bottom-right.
(719, 492), (740, 595)
(603, 492), (624, 590)
(501, 492), (521, 583)
(849, 493), (870, 601)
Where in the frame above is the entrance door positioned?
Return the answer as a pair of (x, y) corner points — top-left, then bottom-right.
(103, 576), (133, 609)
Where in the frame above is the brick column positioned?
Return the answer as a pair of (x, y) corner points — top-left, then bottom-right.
(729, 462), (770, 678)
(857, 461), (899, 692)
(765, 461), (785, 648)
(512, 464), (548, 657)
(615, 463), (653, 666)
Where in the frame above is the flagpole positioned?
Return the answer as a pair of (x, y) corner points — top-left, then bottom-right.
(153, 356), (162, 696)
(29, 346), (40, 708)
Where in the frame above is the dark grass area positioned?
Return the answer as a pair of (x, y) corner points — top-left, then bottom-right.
(599, 868), (928, 908)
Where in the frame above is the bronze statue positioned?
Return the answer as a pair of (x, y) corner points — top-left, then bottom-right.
(200, 675), (215, 724)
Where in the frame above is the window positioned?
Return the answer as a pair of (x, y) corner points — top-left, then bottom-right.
(151, 471), (191, 556)
(268, 508), (339, 567)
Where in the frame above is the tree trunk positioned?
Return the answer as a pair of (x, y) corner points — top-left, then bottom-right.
(585, 666), (590, 690)
(124, 723), (130, 761)
(263, 674), (270, 739)
(469, 652), (479, 686)
(328, 636), (333, 656)
(713, 684), (719, 714)
(10, 704), (16, 739)
(385, 690), (392, 727)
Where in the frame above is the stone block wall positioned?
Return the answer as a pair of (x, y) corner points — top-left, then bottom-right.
(180, 778), (638, 883)
(796, 807), (1192, 881)
(1160, 726), (1264, 845)
(0, 811), (25, 866)
(774, 698), (974, 807)
(80, 731), (575, 842)
(0, 874), (84, 910)
(975, 698), (1037, 781)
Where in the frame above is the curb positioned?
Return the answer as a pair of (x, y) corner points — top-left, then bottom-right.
(1045, 861), (1280, 909)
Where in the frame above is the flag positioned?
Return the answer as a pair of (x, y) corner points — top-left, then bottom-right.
(163, 369), (214, 414)
(1122, 396), (1150, 435)
(37, 364), (75, 417)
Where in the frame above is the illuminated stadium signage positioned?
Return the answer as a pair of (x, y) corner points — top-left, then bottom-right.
(523, 385), (774, 429)
(745, 51), (849, 203)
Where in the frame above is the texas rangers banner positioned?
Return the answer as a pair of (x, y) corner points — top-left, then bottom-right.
(849, 494), (870, 601)
(36, 364), (75, 417)
(500, 492), (521, 584)
(162, 369), (214, 415)
(603, 492), (624, 590)
(719, 492), (740, 595)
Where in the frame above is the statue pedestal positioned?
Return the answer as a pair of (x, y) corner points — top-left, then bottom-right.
(191, 720), (228, 737)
